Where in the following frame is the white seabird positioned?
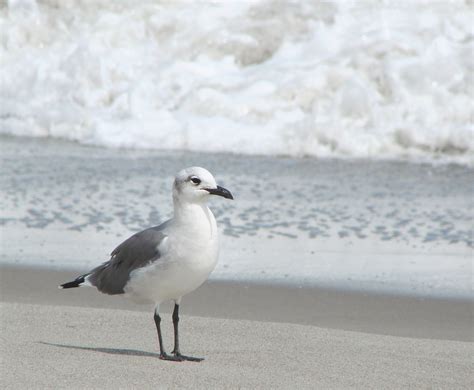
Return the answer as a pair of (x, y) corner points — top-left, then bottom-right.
(60, 167), (233, 362)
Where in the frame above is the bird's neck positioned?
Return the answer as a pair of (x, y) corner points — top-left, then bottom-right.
(173, 199), (215, 232)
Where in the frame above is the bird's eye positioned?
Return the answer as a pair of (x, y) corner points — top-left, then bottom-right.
(190, 176), (201, 185)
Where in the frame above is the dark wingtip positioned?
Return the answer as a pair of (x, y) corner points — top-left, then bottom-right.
(59, 280), (80, 289)
(59, 275), (85, 289)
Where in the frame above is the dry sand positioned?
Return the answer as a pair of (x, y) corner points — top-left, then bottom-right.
(1, 266), (473, 389)
(1, 301), (472, 389)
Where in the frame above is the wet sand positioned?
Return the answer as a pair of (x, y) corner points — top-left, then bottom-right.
(1, 135), (472, 297)
(1, 265), (472, 342)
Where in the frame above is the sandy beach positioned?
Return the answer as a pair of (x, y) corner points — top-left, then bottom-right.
(1, 300), (472, 389)
(1, 137), (473, 388)
(2, 1), (473, 387)
(1, 265), (473, 389)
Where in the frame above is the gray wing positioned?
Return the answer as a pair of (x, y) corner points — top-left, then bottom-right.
(87, 222), (169, 295)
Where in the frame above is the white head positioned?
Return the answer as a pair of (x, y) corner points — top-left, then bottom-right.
(173, 167), (233, 204)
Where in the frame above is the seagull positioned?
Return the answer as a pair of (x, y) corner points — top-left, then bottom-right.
(59, 167), (233, 362)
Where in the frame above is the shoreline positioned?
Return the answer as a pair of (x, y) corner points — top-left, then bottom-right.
(3, 134), (473, 167)
(1, 264), (472, 342)
(1, 136), (473, 299)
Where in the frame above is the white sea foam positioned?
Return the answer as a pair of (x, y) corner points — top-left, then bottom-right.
(1, 0), (473, 164)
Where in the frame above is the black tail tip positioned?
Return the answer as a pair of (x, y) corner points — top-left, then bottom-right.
(59, 281), (80, 289)
(59, 275), (85, 289)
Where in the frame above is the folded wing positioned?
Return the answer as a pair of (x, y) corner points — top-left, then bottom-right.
(87, 225), (168, 295)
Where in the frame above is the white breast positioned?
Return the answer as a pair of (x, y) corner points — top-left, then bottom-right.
(124, 205), (219, 304)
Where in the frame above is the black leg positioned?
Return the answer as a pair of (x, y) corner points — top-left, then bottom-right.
(153, 309), (182, 362)
(170, 304), (204, 362)
(171, 303), (180, 355)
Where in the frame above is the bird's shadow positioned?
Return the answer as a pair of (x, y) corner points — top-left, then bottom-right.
(38, 341), (159, 358)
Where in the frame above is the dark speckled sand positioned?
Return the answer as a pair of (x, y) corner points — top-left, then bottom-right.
(1, 136), (472, 296)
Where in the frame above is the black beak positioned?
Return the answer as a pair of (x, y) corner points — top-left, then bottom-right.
(205, 185), (234, 200)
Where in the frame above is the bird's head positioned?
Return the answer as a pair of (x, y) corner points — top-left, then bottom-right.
(173, 167), (233, 204)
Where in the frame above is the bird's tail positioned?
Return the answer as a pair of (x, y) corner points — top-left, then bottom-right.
(59, 274), (88, 289)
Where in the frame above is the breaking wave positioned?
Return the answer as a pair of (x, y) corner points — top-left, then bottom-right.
(1, 0), (473, 164)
